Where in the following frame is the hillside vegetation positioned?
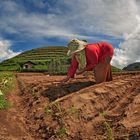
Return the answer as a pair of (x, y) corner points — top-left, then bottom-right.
(0, 46), (121, 74)
(0, 46), (71, 74)
(123, 62), (140, 71)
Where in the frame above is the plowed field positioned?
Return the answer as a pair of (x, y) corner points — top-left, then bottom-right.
(0, 72), (140, 140)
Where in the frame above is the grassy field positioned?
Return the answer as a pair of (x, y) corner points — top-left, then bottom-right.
(112, 66), (122, 72)
(0, 72), (15, 109)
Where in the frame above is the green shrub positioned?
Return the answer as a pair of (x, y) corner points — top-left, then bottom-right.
(0, 95), (11, 109)
(0, 72), (15, 110)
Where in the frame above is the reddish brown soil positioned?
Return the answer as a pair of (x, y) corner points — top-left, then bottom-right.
(0, 72), (140, 140)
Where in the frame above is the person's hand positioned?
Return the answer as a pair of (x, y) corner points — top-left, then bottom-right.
(76, 69), (85, 75)
(60, 76), (71, 85)
(49, 81), (60, 87)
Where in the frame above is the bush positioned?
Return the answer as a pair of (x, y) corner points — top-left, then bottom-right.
(0, 72), (15, 110)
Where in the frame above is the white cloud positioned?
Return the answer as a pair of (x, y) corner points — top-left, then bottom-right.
(0, 0), (139, 37)
(0, 40), (21, 62)
(112, 15), (140, 68)
(0, 0), (140, 68)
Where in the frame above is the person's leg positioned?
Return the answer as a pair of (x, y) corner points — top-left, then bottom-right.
(106, 64), (112, 81)
(94, 56), (112, 84)
(104, 56), (112, 81)
(94, 63), (108, 84)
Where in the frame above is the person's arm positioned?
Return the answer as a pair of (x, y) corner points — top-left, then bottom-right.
(60, 75), (71, 84)
(60, 56), (78, 84)
(76, 69), (86, 75)
(67, 55), (79, 78)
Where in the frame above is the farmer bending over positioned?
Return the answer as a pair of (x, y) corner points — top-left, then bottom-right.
(60, 38), (114, 84)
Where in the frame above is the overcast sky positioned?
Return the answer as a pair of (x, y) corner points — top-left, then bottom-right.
(0, 0), (140, 68)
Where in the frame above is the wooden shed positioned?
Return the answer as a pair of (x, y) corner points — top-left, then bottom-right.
(22, 61), (36, 69)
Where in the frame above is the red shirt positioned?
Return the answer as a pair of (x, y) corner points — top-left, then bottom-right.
(67, 42), (114, 78)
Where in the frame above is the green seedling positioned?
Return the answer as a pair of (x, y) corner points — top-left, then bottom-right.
(45, 106), (52, 115)
(45, 101), (67, 137)
(45, 102), (78, 138)
(56, 125), (68, 138)
(99, 112), (114, 140)
(68, 105), (78, 115)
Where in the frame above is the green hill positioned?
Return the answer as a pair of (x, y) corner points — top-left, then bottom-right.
(123, 62), (140, 71)
(0, 46), (121, 74)
(0, 46), (71, 74)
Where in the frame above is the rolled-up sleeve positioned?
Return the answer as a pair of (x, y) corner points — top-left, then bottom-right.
(67, 56), (78, 78)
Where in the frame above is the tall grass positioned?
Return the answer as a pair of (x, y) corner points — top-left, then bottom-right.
(0, 72), (15, 109)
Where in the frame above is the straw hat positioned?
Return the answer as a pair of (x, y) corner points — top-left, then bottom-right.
(67, 38), (87, 56)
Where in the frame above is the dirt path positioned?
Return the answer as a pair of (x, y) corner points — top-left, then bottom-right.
(0, 80), (33, 140)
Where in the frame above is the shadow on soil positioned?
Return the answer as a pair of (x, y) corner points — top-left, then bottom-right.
(41, 81), (95, 101)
